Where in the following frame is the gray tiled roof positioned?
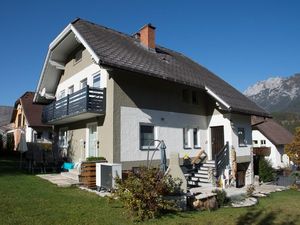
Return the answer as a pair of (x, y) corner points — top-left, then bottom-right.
(72, 19), (269, 117)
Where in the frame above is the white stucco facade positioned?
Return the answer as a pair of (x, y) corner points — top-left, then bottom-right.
(120, 106), (208, 162)
(252, 130), (290, 169)
(56, 64), (108, 97)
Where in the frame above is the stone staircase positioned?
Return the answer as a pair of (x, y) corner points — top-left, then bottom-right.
(185, 160), (215, 188)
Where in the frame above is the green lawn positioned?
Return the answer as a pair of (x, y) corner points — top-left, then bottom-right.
(0, 156), (300, 225)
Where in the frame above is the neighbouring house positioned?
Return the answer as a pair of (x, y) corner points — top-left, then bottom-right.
(33, 18), (270, 187)
(11, 92), (53, 149)
(252, 117), (294, 170)
(0, 106), (14, 150)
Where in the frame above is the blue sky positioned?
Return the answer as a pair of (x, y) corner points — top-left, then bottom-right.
(0, 0), (299, 106)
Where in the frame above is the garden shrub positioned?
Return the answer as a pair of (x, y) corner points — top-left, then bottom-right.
(113, 167), (182, 221)
(259, 157), (275, 182)
(212, 189), (229, 207)
(85, 156), (106, 162)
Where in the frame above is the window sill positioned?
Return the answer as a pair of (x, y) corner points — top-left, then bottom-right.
(140, 146), (156, 151)
(194, 146), (201, 149)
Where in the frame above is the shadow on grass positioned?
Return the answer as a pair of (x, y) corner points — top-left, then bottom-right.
(236, 208), (300, 225)
(0, 154), (26, 176)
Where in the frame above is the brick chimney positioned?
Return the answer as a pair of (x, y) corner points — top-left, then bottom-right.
(139, 23), (156, 49)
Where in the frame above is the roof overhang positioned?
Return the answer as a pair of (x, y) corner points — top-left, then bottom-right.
(205, 86), (231, 111)
(33, 24), (100, 104)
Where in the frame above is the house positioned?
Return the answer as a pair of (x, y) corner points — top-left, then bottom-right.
(252, 117), (293, 169)
(0, 106), (14, 150)
(33, 18), (269, 187)
(11, 92), (52, 148)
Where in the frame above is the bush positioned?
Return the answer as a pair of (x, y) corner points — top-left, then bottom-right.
(212, 189), (229, 207)
(113, 167), (182, 221)
(85, 156), (106, 162)
(259, 157), (275, 182)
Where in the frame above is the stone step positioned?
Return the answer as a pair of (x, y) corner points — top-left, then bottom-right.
(197, 170), (209, 175)
(194, 173), (209, 179)
(188, 180), (201, 186)
(199, 167), (209, 171)
(205, 160), (215, 164)
(198, 178), (210, 183)
(191, 177), (199, 181)
(202, 163), (215, 168)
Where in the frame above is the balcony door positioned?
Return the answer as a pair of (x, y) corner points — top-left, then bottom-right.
(86, 123), (98, 158)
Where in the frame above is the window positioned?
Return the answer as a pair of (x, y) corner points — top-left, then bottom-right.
(59, 128), (68, 148)
(48, 132), (53, 140)
(74, 49), (83, 64)
(253, 140), (258, 145)
(193, 128), (201, 148)
(58, 90), (65, 99)
(93, 74), (101, 88)
(140, 124), (155, 149)
(182, 89), (190, 103)
(183, 128), (192, 149)
(68, 85), (74, 95)
(238, 128), (246, 147)
(36, 132), (42, 140)
(192, 91), (198, 104)
(80, 78), (87, 89)
(261, 140), (266, 146)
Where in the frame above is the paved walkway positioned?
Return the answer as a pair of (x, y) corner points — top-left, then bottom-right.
(37, 174), (80, 187)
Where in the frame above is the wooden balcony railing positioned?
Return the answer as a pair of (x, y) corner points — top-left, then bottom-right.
(42, 86), (105, 123)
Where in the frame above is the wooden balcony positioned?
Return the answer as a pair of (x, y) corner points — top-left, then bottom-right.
(253, 147), (271, 156)
(42, 86), (105, 125)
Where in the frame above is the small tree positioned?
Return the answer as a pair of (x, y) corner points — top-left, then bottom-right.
(285, 127), (300, 169)
(259, 157), (275, 182)
(113, 167), (181, 221)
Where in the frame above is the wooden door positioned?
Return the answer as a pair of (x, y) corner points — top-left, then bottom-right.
(211, 126), (224, 158)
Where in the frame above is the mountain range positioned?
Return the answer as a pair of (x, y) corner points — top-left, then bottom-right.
(244, 74), (300, 134)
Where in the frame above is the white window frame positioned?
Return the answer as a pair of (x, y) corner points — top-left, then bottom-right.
(80, 78), (87, 89)
(193, 128), (201, 148)
(68, 85), (74, 95)
(139, 123), (157, 150)
(92, 73), (101, 88)
(261, 140), (266, 146)
(59, 127), (68, 148)
(58, 90), (66, 100)
(183, 128), (192, 149)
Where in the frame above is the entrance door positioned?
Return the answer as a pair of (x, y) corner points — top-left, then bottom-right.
(211, 126), (224, 158)
(87, 123), (97, 157)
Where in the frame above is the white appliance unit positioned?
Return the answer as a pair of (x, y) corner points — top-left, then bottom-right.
(96, 163), (122, 191)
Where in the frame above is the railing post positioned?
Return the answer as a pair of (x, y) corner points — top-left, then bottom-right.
(86, 85), (89, 111)
(52, 101), (55, 120)
(66, 94), (69, 116)
(103, 88), (106, 112)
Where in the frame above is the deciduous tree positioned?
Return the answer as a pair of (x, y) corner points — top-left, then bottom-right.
(285, 127), (300, 168)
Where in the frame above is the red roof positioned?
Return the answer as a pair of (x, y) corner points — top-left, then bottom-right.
(14, 92), (51, 128)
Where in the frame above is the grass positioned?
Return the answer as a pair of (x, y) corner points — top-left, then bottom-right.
(0, 155), (300, 225)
